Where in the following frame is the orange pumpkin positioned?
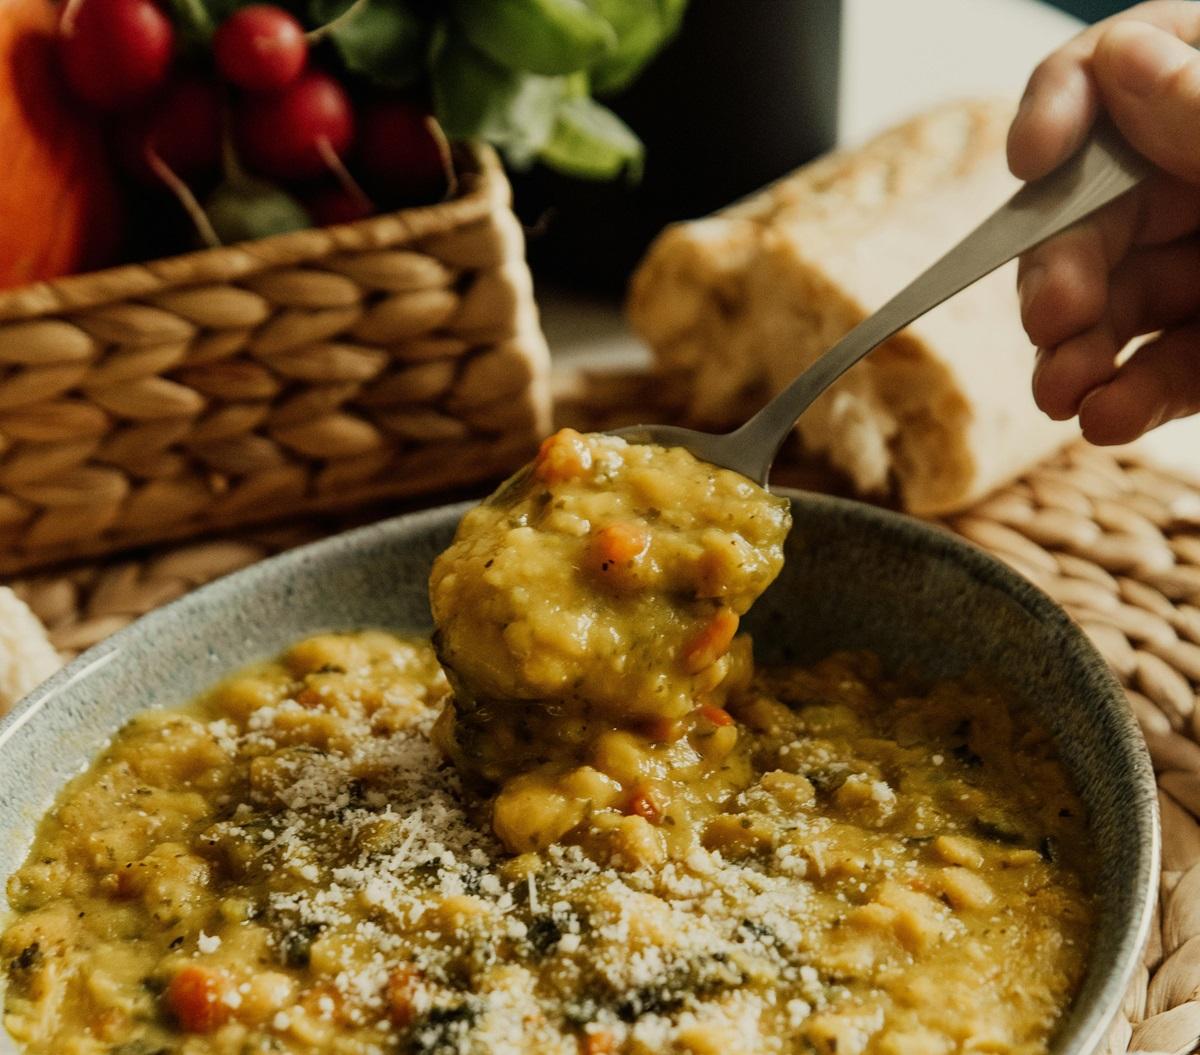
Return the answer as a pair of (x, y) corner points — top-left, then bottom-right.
(0, 0), (120, 290)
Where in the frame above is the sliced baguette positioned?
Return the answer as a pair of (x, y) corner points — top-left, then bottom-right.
(0, 586), (60, 715)
(627, 99), (1078, 515)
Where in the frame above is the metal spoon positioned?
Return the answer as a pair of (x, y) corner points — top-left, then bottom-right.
(617, 119), (1150, 485)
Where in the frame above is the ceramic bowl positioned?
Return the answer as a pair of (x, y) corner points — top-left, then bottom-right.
(0, 492), (1158, 1055)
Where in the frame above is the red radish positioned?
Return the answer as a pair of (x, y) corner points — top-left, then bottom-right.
(235, 70), (354, 180)
(57, 0), (174, 110)
(306, 186), (374, 226)
(359, 101), (452, 203)
(118, 77), (222, 183)
(213, 5), (307, 92)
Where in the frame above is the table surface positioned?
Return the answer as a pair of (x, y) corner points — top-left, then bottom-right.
(540, 0), (1200, 477)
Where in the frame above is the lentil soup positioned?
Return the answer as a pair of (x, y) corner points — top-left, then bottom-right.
(3, 633), (1091, 1055)
(2, 431), (1095, 1054)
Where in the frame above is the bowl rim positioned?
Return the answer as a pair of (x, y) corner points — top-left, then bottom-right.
(0, 491), (1159, 1055)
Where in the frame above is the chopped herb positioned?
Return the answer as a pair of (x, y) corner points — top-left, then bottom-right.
(13, 943), (40, 971)
(737, 918), (776, 944)
(526, 915), (563, 955)
(110, 1043), (170, 1055)
(615, 984), (685, 1021)
(951, 743), (984, 768)
(279, 921), (324, 968)
(409, 998), (485, 1055)
(972, 819), (1025, 845)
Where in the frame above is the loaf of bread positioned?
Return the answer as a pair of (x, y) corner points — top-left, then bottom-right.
(0, 587), (59, 715)
(627, 99), (1079, 515)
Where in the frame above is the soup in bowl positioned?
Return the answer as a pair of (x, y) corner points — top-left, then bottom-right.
(0, 435), (1156, 1055)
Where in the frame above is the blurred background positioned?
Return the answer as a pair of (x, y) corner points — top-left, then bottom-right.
(1053, 0), (1126, 18)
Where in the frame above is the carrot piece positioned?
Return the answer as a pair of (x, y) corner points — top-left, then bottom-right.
(697, 703), (734, 727)
(639, 715), (682, 743)
(534, 428), (593, 484)
(582, 1030), (617, 1054)
(294, 687), (322, 708)
(385, 964), (422, 1028)
(628, 785), (661, 824)
(590, 521), (649, 569)
(682, 608), (739, 674)
(167, 964), (234, 1033)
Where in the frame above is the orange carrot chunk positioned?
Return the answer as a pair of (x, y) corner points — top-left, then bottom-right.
(582, 1030), (617, 1055)
(682, 607), (739, 674)
(589, 520), (650, 574)
(385, 965), (422, 1028)
(167, 965), (234, 1034)
(639, 715), (682, 743)
(628, 786), (662, 824)
(697, 703), (734, 727)
(534, 428), (593, 484)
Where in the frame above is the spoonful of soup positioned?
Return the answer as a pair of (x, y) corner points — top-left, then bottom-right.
(429, 431), (790, 857)
(428, 120), (1146, 860)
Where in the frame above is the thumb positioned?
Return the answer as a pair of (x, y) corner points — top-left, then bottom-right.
(1094, 20), (1200, 184)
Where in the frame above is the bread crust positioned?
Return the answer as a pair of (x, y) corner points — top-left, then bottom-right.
(627, 99), (1079, 515)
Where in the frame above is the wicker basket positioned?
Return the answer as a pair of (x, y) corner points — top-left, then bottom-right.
(0, 143), (550, 574)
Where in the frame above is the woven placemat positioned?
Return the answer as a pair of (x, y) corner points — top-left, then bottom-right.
(4, 427), (1200, 1054)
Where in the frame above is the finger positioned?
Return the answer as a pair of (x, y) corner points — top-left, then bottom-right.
(1032, 237), (1200, 419)
(1033, 324), (1121, 420)
(1111, 238), (1200, 340)
(1078, 322), (1200, 444)
(1016, 174), (1200, 349)
(1017, 190), (1140, 350)
(1008, 47), (1099, 181)
(1094, 21), (1200, 185)
(1008, 1), (1200, 180)
(1126, 172), (1200, 245)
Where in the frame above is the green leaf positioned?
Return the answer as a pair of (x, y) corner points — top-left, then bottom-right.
(310, 0), (429, 88)
(206, 179), (312, 245)
(450, 0), (617, 76)
(590, 0), (687, 94)
(538, 96), (643, 180)
(431, 32), (568, 168)
(164, 0), (217, 45)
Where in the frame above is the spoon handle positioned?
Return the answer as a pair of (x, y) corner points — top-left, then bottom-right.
(731, 118), (1152, 481)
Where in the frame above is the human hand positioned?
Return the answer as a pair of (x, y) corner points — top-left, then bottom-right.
(1008, 1), (1200, 444)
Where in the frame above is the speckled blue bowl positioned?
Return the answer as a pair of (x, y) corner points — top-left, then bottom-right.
(0, 492), (1158, 1055)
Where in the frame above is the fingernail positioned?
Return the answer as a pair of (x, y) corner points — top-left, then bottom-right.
(1018, 264), (1046, 317)
(1105, 22), (1191, 97)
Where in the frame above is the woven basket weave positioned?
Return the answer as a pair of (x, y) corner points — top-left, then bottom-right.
(0, 143), (550, 575)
